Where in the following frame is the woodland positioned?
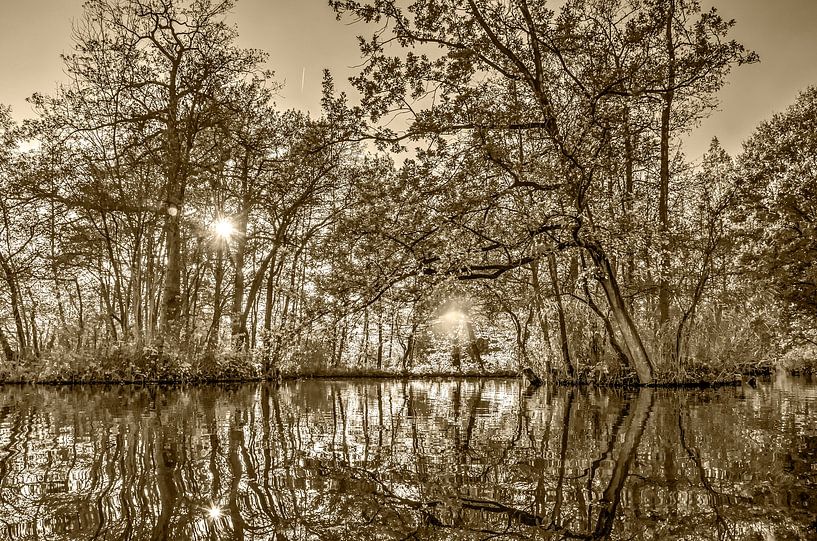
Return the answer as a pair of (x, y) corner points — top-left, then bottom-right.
(0, 0), (815, 385)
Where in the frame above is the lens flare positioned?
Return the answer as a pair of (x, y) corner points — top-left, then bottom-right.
(212, 218), (235, 240)
(441, 310), (466, 325)
(438, 309), (467, 334)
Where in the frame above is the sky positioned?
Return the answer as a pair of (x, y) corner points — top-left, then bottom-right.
(1, 0), (816, 160)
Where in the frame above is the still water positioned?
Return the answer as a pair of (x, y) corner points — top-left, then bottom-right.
(0, 376), (815, 540)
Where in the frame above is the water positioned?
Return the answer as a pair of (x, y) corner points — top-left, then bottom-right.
(0, 376), (815, 540)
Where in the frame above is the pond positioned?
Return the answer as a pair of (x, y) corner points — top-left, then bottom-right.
(0, 376), (815, 540)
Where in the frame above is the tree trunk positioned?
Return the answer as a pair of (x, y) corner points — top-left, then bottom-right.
(359, 306), (370, 366)
(100, 211), (128, 337)
(231, 156), (252, 349)
(589, 246), (655, 384)
(659, 0), (676, 326)
(74, 277), (84, 351)
(548, 253), (575, 378)
(401, 319), (418, 373)
(27, 290), (40, 357)
(376, 303), (384, 370)
(624, 109), (636, 307)
(230, 208), (248, 348)
(236, 244), (279, 352)
(464, 319), (484, 370)
(262, 258), (277, 375)
(145, 238), (156, 342)
(130, 227), (144, 347)
(160, 203), (183, 339)
(0, 253), (28, 355)
(0, 326), (14, 362)
(208, 244), (225, 351)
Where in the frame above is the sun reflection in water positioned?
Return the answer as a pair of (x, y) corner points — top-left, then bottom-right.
(207, 505), (222, 520)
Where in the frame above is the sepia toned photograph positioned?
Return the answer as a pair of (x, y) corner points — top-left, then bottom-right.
(0, 0), (815, 539)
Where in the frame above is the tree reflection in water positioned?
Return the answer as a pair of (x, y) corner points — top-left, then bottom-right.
(0, 378), (814, 540)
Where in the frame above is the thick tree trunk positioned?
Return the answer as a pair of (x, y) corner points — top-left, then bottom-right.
(579, 255), (632, 368)
(587, 243), (655, 384)
(159, 88), (188, 340)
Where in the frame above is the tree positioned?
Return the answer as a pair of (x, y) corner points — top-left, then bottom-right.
(0, 106), (28, 361)
(330, 0), (754, 383)
(672, 138), (738, 362)
(31, 0), (271, 340)
(739, 87), (817, 332)
(638, 0), (758, 325)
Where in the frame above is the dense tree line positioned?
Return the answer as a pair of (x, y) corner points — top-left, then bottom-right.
(0, 0), (813, 382)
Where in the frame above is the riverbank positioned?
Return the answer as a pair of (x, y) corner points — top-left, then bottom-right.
(0, 346), (779, 387)
(0, 339), (793, 387)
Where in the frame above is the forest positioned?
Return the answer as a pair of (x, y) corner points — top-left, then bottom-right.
(0, 0), (815, 385)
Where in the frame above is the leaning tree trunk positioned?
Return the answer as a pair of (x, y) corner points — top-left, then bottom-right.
(586, 242), (655, 384)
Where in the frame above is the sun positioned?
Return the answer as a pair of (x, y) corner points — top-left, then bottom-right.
(212, 217), (236, 240)
(438, 309), (467, 334)
(440, 309), (466, 326)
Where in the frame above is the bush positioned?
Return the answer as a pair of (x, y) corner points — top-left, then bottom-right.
(779, 344), (817, 374)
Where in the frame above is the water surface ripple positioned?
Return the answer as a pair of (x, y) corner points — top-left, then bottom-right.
(0, 376), (815, 540)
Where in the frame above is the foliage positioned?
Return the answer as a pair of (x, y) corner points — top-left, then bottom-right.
(328, 0), (756, 383)
(738, 86), (817, 338)
(0, 0), (811, 384)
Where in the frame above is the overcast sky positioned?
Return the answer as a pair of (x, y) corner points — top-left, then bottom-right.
(1, 0), (815, 160)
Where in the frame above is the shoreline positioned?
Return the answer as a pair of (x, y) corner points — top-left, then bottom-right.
(0, 366), (781, 389)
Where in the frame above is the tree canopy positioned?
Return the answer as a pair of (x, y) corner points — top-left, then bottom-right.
(0, 0), (814, 383)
